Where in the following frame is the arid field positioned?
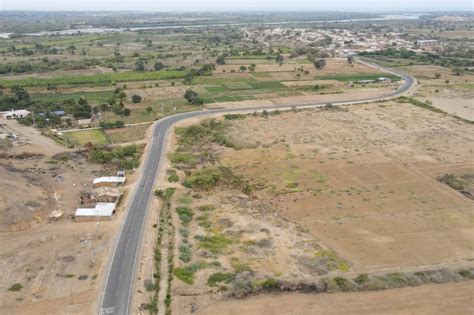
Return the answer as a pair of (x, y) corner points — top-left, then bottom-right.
(221, 101), (474, 270)
(167, 100), (474, 314)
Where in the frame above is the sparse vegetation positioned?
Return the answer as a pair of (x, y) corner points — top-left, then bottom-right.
(8, 283), (23, 292)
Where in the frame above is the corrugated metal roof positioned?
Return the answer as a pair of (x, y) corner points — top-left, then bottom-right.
(93, 176), (126, 184)
(75, 203), (116, 217)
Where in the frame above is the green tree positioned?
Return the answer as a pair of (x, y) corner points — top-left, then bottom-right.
(153, 61), (165, 71)
(276, 54), (284, 65)
(132, 94), (142, 103)
(184, 89), (203, 105)
(216, 56), (226, 65)
(135, 60), (145, 71)
(314, 59), (327, 70)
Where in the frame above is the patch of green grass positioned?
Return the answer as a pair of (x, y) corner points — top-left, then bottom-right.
(0, 70), (187, 88)
(207, 272), (235, 287)
(315, 250), (349, 272)
(173, 267), (195, 285)
(223, 82), (253, 90)
(312, 170), (327, 183)
(32, 91), (115, 103)
(64, 129), (110, 146)
(168, 152), (197, 168)
(173, 262), (207, 285)
(179, 196), (193, 205)
(247, 81), (285, 89)
(207, 95), (255, 103)
(204, 85), (229, 93)
(197, 234), (233, 254)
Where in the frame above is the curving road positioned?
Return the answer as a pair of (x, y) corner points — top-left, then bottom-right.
(98, 61), (415, 315)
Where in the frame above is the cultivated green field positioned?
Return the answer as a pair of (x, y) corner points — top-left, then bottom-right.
(63, 129), (110, 146)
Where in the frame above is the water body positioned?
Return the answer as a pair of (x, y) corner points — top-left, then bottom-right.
(0, 14), (424, 39)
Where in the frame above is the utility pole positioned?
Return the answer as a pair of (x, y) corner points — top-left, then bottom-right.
(32, 110), (36, 127)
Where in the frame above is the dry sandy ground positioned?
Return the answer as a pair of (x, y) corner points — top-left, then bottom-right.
(215, 58), (380, 75)
(401, 64), (474, 121)
(0, 119), (145, 314)
(221, 102), (474, 270)
(195, 281), (474, 315)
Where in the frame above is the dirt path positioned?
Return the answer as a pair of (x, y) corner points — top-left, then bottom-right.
(157, 228), (170, 315)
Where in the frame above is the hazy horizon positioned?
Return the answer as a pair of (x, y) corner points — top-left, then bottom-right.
(2, 0), (472, 12)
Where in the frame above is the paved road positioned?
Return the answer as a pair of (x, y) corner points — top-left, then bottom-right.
(99, 61), (415, 315)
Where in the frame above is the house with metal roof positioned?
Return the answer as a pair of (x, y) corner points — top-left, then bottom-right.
(75, 203), (116, 221)
(92, 176), (127, 188)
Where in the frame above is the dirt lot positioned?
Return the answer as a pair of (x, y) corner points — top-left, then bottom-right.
(195, 281), (474, 315)
(401, 65), (474, 121)
(0, 119), (140, 314)
(220, 102), (474, 270)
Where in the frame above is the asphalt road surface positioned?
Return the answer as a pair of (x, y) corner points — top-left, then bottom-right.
(99, 61), (415, 315)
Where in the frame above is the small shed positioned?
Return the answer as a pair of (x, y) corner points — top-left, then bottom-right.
(92, 187), (122, 205)
(93, 176), (127, 188)
(51, 110), (66, 117)
(2, 109), (31, 119)
(75, 203), (116, 222)
(76, 118), (92, 127)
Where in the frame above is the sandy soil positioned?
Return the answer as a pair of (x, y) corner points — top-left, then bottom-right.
(0, 119), (145, 314)
(215, 58), (380, 76)
(195, 281), (474, 315)
(221, 102), (474, 270)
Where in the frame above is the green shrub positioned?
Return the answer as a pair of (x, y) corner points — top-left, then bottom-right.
(207, 272), (235, 287)
(179, 227), (189, 238)
(168, 174), (179, 183)
(169, 152), (197, 168)
(260, 278), (279, 290)
(224, 114), (245, 120)
(173, 267), (195, 285)
(197, 234), (233, 254)
(8, 283), (23, 292)
(438, 174), (467, 191)
(333, 277), (352, 291)
(154, 188), (175, 199)
(176, 207), (194, 225)
(198, 204), (216, 212)
(184, 167), (222, 190)
(354, 273), (369, 285)
(179, 244), (192, 263)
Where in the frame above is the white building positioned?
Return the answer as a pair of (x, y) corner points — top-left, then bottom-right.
(2, 109), (31, 119)
(92, 176), (127, 188)
(75, 202), (116, 221)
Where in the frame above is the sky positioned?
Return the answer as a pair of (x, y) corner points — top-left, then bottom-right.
(1, 0), (472, 12)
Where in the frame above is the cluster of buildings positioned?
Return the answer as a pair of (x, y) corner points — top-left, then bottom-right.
(243, 27), (441, 57)
(74, 173), (127, 221)
(2, 109), (31, 120)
